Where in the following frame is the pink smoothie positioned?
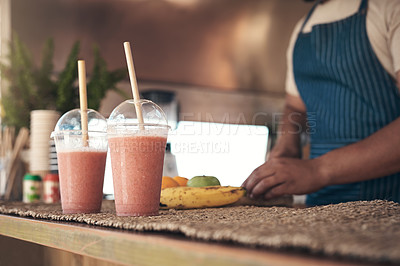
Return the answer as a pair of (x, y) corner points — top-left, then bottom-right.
(109, 135), (167, 216)
(57, 151), (107, 214)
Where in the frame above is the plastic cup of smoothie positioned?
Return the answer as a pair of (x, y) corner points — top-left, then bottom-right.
(107, 99), (170, 216)
(51, 109), (108, 214)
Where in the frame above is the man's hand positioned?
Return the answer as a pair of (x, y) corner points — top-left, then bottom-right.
(241, 93), (312, 200)
(242, 157), (327, 200)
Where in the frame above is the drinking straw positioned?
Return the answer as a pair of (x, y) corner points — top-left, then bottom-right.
(78, 60), (89, 147)
(0, 127), (3, 157)
(4, 127), (29, 200)
(9, 127), (15, 145)
(123, 42), (145, 129)
(4, 127), (11, 155)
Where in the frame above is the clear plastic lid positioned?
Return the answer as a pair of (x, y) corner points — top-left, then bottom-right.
(52, 108), (107, 133)
(108, 99), (169, 128)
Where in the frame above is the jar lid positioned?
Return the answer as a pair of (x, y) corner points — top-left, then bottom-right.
(24, 174), (42, 181)
(44, 173), (59, 182)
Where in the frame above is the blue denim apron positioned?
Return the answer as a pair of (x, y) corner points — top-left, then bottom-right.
(293, 0), (400, 206)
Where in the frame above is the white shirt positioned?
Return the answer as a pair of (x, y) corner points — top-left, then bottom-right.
(286, 0), (400, 96)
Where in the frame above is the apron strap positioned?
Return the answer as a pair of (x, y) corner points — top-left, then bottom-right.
(299, 0), (322, 34)
(358, 0), (368, 13)
(299, 0), (369, 34)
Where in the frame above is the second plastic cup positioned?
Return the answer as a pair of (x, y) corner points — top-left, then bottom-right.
(52, 109), (108, 214)
(108, 99), (169, 216)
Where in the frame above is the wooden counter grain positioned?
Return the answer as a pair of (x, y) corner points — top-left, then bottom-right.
(0, 214), (369, 266)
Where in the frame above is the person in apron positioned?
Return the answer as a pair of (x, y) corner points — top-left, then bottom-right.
(242, 0), (400, 206)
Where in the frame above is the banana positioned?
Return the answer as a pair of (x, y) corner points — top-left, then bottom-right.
(160, 186), (246, 210)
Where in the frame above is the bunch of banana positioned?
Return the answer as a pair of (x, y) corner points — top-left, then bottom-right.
(160, 186), (246, 210)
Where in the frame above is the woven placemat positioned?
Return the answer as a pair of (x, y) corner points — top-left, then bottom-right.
(1, 199), (399, 264)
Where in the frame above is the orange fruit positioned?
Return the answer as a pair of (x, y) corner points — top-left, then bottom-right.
(161, 176), (179, 189)
(173, 176), (189, 186)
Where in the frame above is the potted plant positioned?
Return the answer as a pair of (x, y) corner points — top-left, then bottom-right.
(0, 34), (129, 131)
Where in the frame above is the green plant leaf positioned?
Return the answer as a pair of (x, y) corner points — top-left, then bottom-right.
(35, 38), (57, 109)
(0, 33), (36, 130)
(87, 45), (127, 110)
(56, 41), (80, 113)
(1, 37), (127, 131)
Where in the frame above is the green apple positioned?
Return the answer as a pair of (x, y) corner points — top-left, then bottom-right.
(187, 175), (221, 187)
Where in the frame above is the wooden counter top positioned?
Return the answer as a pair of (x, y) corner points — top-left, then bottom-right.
(0, 214), (368, 266)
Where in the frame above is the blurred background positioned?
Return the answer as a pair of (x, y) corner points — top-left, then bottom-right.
(0, 0), (313, 196)
(3, 0), (312, 123)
